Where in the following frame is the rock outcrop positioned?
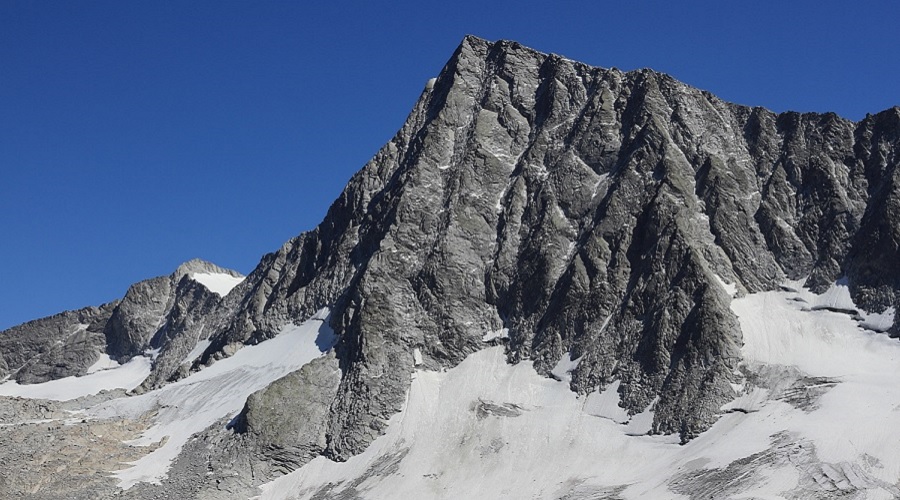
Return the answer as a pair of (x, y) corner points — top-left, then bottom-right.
(0, 303), (116, 384)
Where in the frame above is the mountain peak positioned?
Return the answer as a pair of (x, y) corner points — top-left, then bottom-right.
(173, 258), (243, 282)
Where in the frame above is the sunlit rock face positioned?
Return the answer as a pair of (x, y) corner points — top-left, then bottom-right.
(210, 35), (899, 461)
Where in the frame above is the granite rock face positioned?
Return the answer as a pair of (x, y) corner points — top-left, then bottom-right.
(3, 35), (900, 498)
(187, 35), (900, 475)
(105, 259), (242, 361)
(0, 303), (116, 384)
(133, 260), (245, 391)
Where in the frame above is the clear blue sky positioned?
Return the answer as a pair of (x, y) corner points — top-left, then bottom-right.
(1, 1), (898, 330)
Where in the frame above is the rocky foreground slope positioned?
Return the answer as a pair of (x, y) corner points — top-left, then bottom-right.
(1, 36), (900, 498)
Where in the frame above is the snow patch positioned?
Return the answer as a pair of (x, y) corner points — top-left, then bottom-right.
(861, 306), (895, 332)
(713, 273), (738, 297)
(550, 352), (581, 382)
(591, 173), (610, 198)
(181, 339), (211, 365)
(0, 355), (151, 401)
(720, 386), (769, 414)
(481, 328), (508, 342)
(582, 381), (629, 424)
(190, 272), (244, 296)
(779, 277), (894, 331)
(87, 354), (121, 374)
(598, 313), (613, 333)
(623, 398), (657, 436)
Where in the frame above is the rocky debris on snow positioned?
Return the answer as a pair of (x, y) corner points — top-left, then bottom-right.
(0, 395), (160, 500)
(669, 432), (900, 499)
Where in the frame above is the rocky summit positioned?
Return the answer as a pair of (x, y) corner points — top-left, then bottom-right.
(1, 36), (900, 499)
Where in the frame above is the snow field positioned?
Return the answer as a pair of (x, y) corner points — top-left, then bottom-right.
(0, 354), (152, 401)
(735, 287), (900, 483)
(90, 308), (336, 489)
(7, 279), (900, 497)
(257, 282), (900, 498)
(190, 272), (245, 296)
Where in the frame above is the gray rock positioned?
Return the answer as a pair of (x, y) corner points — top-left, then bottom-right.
(105, 259), (243, 364)
(228, 353), (341, 480)
(191, 36), (900, 472)
(135, 275), (226, 391)
(0, 303), (116, 384)
(669, 432), (900, 499)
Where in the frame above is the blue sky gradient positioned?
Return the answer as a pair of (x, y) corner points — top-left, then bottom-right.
(1, 1), (898, 329)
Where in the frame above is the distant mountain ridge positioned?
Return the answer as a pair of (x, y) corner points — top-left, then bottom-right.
(1, 35), (899, 499)
(0, 258), (244, 387)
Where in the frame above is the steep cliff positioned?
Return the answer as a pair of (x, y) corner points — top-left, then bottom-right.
(189, 36), (900, 477)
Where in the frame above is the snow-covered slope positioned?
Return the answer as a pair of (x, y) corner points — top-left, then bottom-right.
(255, 285), (900, 499)
(0, 353), (152, 400)
(7, 283), (896, 498)
(88, 309), (335, 489)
